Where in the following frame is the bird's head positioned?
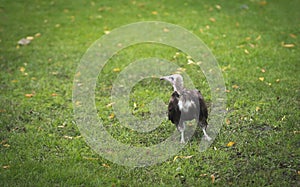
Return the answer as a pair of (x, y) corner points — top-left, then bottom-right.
(160, 74), (184, 93)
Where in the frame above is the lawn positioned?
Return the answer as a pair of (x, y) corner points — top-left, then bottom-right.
(1, 0), (299, 186)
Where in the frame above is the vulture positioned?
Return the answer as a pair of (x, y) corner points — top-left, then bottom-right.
(160, 74), (211, 143)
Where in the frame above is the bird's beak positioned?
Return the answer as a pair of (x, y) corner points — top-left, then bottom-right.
(160, 76), (167, 81)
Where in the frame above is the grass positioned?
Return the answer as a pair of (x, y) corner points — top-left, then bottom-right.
(1, 0), (299, 186)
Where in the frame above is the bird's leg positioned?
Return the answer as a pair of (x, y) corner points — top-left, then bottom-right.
(198, 120), (212, 141)
(202, 127), (212, 141)
(177, 121), (185, 143)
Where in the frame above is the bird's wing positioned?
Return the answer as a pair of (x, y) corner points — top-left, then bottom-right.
(168, 91), (181, 125)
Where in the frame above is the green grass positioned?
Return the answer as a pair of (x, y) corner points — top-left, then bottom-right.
(1, 0), (299, 186)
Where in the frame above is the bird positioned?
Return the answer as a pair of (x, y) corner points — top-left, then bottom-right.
(160, 74), (211, 143)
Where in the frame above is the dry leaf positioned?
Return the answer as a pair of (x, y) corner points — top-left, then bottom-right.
(259, 77), (264, 81)
(3, 165), (10, 169)
(113, 68), (120, 72)
(25, 93), (34, 98)
(20, 67), (25, 72)
(151, 11), (158, 15)
(255, 35), (261, 41)
(225, 118), (231, 125)
(244, 49), (249, 54)
(281, 42), (295, 48)
(261, 68), (266, 73)
(104, 30), (110, 35)
(102, 163), (110, 168)
(163, 28), (169, 32)
(106, 102), (115, 108)
(51, 93), (58, 97)
(227, 141), (235, 147)
(215, 5), (221, 10)
(209, 17), (216, 22)
(211, 174), (215, 183)
(109, 113), (115, 119)
(63, 135), (73, 139)
(289, 33), (297, 39)
(232, 85), (239, 89)
(256, 106), (261, 112)
(26, 36), (34, 40)
(276, 79), (280, 83)
(173, 155), (193, 161)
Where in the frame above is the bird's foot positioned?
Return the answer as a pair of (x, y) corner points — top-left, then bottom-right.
(204, 135), (212, 141)
(180, 139), (185, 144)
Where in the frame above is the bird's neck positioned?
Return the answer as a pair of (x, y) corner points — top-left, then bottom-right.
(173, 82), (184, 95)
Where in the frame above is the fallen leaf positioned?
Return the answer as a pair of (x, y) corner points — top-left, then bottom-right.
(259, 77), (264, 81)
(3, 165), (10, 169)
(173, 155), (193, 161)
(227, 141), (235, 147)
(289, 33), (297, 39)
(225, 118), (230, 125)
(25, 93), (34, 98)
(232, 85), (239, 89)
(261, 68), (266, 73)
(276, 79), (280, 83)
(151, 11), (158, 15)
(163, 28), (169, 32)
(35, 33), (41, 37)
(200, 174), (208, 177)
(244, 49), (249, 54)
(211, 174), (215, 183)
(106, 102), (115, 108)
(63, 135), (73, 140)
(215, 5), (221, 10)
(259, 1), (267, 6)
(104, 30), (110, 35)
(109, 113), (115, 119)
(298, 171), (300, 175)
(255, 106), (260, 112)
(3, 144), (10, 147)
(209, 17), (216, 22)
(113, 68), (120, 72)
(20, 67), (25, 72)
(55, 24), (61, 28)
(102, 163), (110, 168)
(255, 35), (261, 41)
(51, 93), (58, 96)
(26, 36), (34, 40)
(281, 42), (295, 48)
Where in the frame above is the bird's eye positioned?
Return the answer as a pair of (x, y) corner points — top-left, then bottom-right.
(169, 77), (174, 81)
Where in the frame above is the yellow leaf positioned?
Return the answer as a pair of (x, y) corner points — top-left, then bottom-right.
(109, 113), (115, 119)
(104, 30), (110, 35)
(232, 85), (239, 89)
(163, 28), (169, 32)
(3, 165), (10, 169)
(20, 67), (25, 72)
(106, 102), (115, 108)
(211, 174), (215, 183)
(255, 35), (261, 41)
(281, 42), (295, 48)
(244, 49), (249, 54)
(259, 77), (264, 81)
(113, 68), (120, 72)
(289, 33), (297, 39)
(256, 106), (261, 112)
(276, 79), (280, 83)
(209, 17), (216, 22)
(225, 118), (230, 125)
(227, 141), (235, 147)
(25, 93), (34, 98)
(26, 36), (34, 41)
(151, 11), (158, 15)
(102, 163), (110, 168)
(261, 68), (266, 73)
(35, 33), (41, 37)
(63, 135), (73, 139)
(51, 93), (58, 97)
(215, 5), (221, 10)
